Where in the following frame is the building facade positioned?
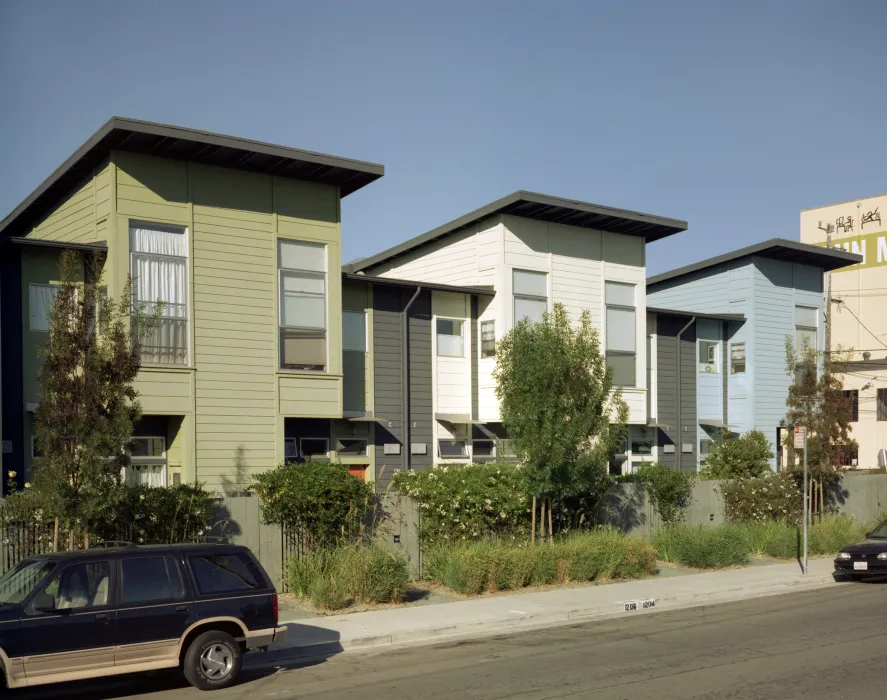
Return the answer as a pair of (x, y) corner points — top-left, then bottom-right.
(801, 194), (887, 468)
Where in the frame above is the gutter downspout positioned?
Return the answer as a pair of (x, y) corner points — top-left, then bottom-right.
(675, 316), (696, 471)
(402, 286), (422, 471)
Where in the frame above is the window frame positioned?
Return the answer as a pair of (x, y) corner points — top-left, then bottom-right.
(512, 269), (549, 325)
(698, 340), (720, 374)
(342, 310), (368, 352)
(300, 437), (330, 460)
(187, 553), (263, 597)
(730, 342), (746, 374)
(27, 559), (115, 615)
(129, 221), (190, 367)
(472, 439), (496, 461)
(284, 438), (298, 463)
(436, 317), (466, 358)
(278, 238), (328, 373)
(123, 436), (168, 487)
(438, 440), (468, 459)
(605, 281), (637, 388)
(118, 555), (186, 607)
(480, 319), (496, 359)
(28, 283), (61, 333)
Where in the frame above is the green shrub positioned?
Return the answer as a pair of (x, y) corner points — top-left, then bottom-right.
(699, 429), (774, 480)
(653, 524), (749, 569)
(285, 545), (409, 611)
(424, 530), (656, 595)
(742, 521), (799, 559)
(810, 515), (865, 555)
(392, 462), (531, 545)
(252, 461), (373, 549)
(636, 462), (695, 523)
(722, 471), (803, 524)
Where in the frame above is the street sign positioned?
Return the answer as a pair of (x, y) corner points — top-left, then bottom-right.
(794, 426), (807, 450)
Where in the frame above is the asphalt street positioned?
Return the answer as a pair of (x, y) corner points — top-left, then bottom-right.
(16, 581), (887, 700)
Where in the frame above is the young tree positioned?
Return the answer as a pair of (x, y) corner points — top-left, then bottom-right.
(782, 337), (856, 479)
(29, 250), (157, 546)
(699, 429), (775, 480)
(494, 303), (629, 539)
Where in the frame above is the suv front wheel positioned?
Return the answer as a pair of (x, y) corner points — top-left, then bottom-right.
(183, 630), (243, 690)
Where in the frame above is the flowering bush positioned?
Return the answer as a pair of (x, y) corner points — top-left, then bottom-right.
(722, 471), (803, 524)
(391, 462), (531, 545)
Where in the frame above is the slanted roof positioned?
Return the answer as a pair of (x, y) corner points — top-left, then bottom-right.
(342, 272), (495, 297)
(647, 306), (744, 322)
(647, 238), (862, 287)
(0, 117), (384, 239)
(347, 191), (688, 273)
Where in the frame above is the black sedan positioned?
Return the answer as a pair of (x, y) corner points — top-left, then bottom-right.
(834, 520), (887, 579)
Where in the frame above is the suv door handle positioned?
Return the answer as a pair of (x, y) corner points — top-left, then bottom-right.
(176, 605), (189, 612)
(95, 613), (109, 621)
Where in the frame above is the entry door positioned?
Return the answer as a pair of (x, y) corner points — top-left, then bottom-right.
(21, 559), (117, 680)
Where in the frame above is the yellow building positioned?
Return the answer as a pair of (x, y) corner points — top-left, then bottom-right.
(800, 194), (887, 468)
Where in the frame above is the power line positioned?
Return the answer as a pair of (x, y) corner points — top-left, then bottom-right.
(832, 300), (887, 350)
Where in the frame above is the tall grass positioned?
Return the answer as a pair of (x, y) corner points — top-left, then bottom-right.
(425, 530), (657, 595)
(653, 524), (749, 569)
(286, 545), (410, 611)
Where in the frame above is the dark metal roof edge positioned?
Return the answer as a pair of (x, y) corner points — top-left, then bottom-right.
(647, 306), (745, 322)
(351, 190), (688, 272)
(0, 117), (385, 237)
(8, 237), (108, 253)
(647, 238), (863, 287)
(342, 272), (496, 296)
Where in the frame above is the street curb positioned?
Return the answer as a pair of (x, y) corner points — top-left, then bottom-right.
(275, 573), (842, 659)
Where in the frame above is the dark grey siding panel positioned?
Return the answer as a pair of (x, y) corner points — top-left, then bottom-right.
(373, 286), (404, 492)
(722, 323), (728, 423)
(656, 314), (697, 472)
(342, 350), (366, 414)
(471, 296), (479, 421)
(409, 290), (433, 471)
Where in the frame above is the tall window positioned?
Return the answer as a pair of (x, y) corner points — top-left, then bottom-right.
(130, 223), (189, 365)
(698, 340), (720, 373)
(513, 269), (547, 324)
(605, 281), (636, 387)
(843, 390), (859, 422)
(437, 318), (464, 357)
(29, 284), (60, 332)
(279, 240), (327, 371)
(795, 306), (818, 353)
(730, 343), (746, 374)
(480, 320), (496, 358)
(878, 388), (887, 422)
(343, 311), (367, 352)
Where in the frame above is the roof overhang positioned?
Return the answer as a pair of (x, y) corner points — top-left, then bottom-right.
(342, 272), (495, 297)
(1, 117), (384, 239)
(648, 238), (862, 287)
(434, 413), (484, 424)
(6, 237), (108, 254)
(349, 191), (688, 273)
(647, 306), (744, 322)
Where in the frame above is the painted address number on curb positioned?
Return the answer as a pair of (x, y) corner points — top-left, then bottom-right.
(622, 599), (656, 612)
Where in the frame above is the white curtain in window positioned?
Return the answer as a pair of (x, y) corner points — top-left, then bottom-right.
(279, 239), (326, 271)
(132, 227), (187, 257)
(605, 281), (635, 307)
(606, 307), (636, 352)
(123, 464), (166, 487)
(29, 284), (59, 331)
(513, 269), (547, 296)
(795, 306), (818, 328)
(132, 255), (187, 317)
(438, 333), (464, 357)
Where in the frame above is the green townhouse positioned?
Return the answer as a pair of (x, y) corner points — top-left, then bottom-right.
(0, 117), (398, 493)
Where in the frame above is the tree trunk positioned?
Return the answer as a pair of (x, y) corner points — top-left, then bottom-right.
(540, 500), (546, 544)
(548, 498), (554, 545)
(67, 529), (74, 551)
(52, 518), (59, 552)
(531, 495), (537, 546)
(83, 532), (89, 549)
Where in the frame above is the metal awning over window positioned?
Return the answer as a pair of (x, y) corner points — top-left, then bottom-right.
(699, 419), (733, 429)
(434, 413), (485, 425)
(344, 411), (387, 423)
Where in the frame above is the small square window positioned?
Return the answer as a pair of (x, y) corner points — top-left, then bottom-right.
(438, 440), (467, 458)
(300, 438), (329, 459)
(437, 318), (464, 357)
(481, 320), (496, 358)
(730, 343), (746, 374)
(699, 341), (719, 373)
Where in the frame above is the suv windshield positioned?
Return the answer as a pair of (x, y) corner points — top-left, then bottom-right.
(869, 521), (887, 538)
(0, 559), (56, 605)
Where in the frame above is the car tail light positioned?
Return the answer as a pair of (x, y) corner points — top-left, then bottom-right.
(273, 593), (278, 625)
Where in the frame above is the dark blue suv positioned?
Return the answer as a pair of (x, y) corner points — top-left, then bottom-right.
(0, 542), (287, 691)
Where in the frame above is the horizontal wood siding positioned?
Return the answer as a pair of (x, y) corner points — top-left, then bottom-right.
(135, 371), (194, 414)
(278, 375), (342, 417)
(373, 286), (404, 491)
(409, 291), (433, 471)
(647, 265), (733, 314)
(656, 314), (697, 471)
(29, 176), (97, 244)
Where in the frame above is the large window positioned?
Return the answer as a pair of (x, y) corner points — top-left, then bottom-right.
(438, 440), (468, 458)
(843, 390), (859, 422)
(481, 320), (496, 358)
(29, 284), (60, 332)
(605, 281), (636, 387)
(437, 318), (465, 357)
(343, 311), (367, 352)
(730, 343), (746, 374)
(124, 437), (167, 487)
(698, 340), (720, 373)
(121, 557), (184, 604)
(513, 269), (548, 324)
(279, 239), (327, 371)
(130, 223), (189, 365)
(879, 388), (887, 422)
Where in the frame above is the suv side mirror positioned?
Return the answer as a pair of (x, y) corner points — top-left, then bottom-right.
(33, 591), (56, 613)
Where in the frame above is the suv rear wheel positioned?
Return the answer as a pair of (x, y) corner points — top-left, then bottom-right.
(183, 630), (243, 690)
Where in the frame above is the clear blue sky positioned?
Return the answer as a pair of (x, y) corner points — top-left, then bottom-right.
(2, 0), (885, 274)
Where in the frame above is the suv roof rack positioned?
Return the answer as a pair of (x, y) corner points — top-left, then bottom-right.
(89, 540), (138, 549)
(193, 536), (229, 544)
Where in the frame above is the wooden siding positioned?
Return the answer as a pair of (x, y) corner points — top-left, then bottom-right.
(551, 225), (603, 325)
(409, 291), (433, 471)
(278, 375), (342, 417)
(647, 265), (733, 314)
(373, 286), (405, 491)
(656, 314), (697, 472)
(28, 164), (108, 244)
(135, 370), (194, 415)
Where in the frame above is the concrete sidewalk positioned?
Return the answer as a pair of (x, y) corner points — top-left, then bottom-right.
(272, 558), (843, 658)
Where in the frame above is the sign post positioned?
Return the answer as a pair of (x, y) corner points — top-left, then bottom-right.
(794, 426), (809, 574)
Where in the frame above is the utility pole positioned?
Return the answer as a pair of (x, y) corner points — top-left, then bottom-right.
(818, 221), (834, 363)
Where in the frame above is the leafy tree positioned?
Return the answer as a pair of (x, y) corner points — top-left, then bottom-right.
(636, 462), (695, 523)
(494, 303), (629, 536)
(28, 250), (157, 545)
(699, 429), (775, 480)
(782, 337), (856, 479)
